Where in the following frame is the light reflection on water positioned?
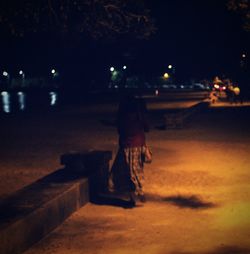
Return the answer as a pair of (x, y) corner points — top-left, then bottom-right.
(49, 92), (57, 106)
(1, 91), (58, 113)
(17, 92), (25, 111)
(1, 91), (11, 113)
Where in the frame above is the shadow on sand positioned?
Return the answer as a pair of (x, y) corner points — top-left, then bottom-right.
(90, 192), (215, 210)
(90, 193), (136, 209)
(162, 195), (215, 209)
(172, 245), (250, 254)
(208, 246), (250, 254)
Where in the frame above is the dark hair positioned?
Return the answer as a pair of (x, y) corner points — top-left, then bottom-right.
(118, 95), (139, 114)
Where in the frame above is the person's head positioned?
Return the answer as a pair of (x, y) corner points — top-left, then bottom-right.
(119, 94), (138, 114)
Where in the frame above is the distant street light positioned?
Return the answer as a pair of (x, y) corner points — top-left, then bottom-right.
(19, 70), (25, 78)
(3, 71), (9, 77)
(242, 53), (246, 58)
(51, 69), (59, 79)
(168, 64), (173, 69)
(109, 65), (128, 88)
(19, 70), (25, 86)
(163, 72), (169, 79)
(2, 71), (10, 86)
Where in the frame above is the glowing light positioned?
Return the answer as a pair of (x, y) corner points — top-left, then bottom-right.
(3, 71), (8, 77)
(123, 65), (127, 70)
(214, 84), (220, 89)
(17, 92), (25, 110)
(163, 73), (169, 79)
(168, 65), (173, 69)
(1, 91), (10, 113)
(110, 67), (115, 72)
(233, 87), (240, 95)
(49, 91), (57, 106)
(155, 89), (159, 96)
(51, 69), (56, 74)
(19, 70), (23, 75)
(242, 54), (246, 58)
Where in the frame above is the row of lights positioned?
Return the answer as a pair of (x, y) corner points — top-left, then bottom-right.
(110, 64), (174, 80)
(110, 64), (173, 72)
(3, 64), (175, 78)
(110, 65), (127, 72)
(3, 71), (24, 77)
(1, 90), (58, 113)
(1, 54), (246, 79)
(2, 69), (57, 78)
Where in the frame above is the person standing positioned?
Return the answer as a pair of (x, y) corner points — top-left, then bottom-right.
(233, 85), (242, 104)
(109, 95), (150, 207)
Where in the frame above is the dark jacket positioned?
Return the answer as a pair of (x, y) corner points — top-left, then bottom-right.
(117, 98), (149, 148)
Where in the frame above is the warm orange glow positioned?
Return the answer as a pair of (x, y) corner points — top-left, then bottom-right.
(163, 73), (169, 79)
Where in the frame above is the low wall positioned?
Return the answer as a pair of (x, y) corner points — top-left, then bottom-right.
(164, 100), (210, 129)
(0, 150), (112, 254)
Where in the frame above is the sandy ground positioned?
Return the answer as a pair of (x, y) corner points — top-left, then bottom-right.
(0, 99), (198, 198)
(1, 98), (250, 254)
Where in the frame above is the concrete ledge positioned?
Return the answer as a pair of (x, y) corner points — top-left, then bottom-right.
(61, 150), (112, 197)
(164, 101), (210, 129)
(0, 150), (112, 254)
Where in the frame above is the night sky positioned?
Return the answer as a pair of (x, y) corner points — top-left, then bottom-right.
(142, 0), (249, 80)
(1, 0), (249, 83)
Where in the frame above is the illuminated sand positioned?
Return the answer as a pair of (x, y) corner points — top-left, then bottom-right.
(0, 100), (198, 198)
(1, 99), (250, 253)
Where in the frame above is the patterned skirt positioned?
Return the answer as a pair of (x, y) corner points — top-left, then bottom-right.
(109, 147), (145, 196)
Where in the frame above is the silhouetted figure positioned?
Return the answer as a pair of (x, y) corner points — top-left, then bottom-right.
(233, 86), (243, 104)
(109, 95), (149, 206)
(209, 90), (218, 104)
